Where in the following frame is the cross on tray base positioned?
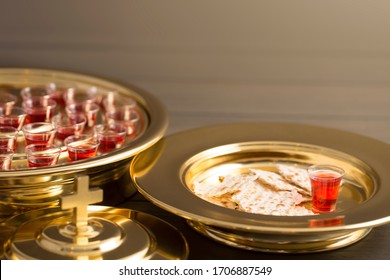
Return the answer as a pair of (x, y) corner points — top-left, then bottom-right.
(5, 175), (153, 260)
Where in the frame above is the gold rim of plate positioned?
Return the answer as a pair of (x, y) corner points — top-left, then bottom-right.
(130, 123), (390, 253)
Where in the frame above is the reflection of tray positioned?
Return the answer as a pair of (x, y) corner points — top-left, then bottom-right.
(0, 68), (168, 219)
(131, 123), (390, 253)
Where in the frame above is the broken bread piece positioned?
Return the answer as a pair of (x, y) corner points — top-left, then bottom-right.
(192, 169), (314, 216)
(250, 168), (310, 197)
(276, 164), (312, 196)
(231, 180), (309, 215)
(193, 173), (257, 210)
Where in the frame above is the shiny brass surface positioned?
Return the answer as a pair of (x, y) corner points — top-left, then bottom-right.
(131, 123), (390, 253)
(0, 206), (189, 260)
(0, 68), (168, 219)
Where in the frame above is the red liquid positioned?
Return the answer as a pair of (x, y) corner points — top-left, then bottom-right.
(67, 144), (97, 161)
(310, 171), (342, 213)
(50, 91), (66, 107)
(98, 135), (125, 153)
(28, 156), (58, 168)
(0, 118), (21, 130)
(26, 111), (53, 124)
(0, 138), (16, 151)
(56, 127), (76, 141)
(309, 216), (344, 227)
(25, 134), (54, 145)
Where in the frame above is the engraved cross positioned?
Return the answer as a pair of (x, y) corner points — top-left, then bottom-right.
(61, 175), (103, 230)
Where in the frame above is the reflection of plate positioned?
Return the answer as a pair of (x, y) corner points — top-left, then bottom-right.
(131, 123), (390, 253)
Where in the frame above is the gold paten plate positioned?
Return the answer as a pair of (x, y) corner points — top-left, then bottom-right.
(131, 123), (390, 253)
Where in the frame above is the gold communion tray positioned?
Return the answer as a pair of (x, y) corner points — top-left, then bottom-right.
(0, 205), (189, 260)
(0, 68), (168, 219)
(0, 175), (188, 260)
(131, 123), (390, 253)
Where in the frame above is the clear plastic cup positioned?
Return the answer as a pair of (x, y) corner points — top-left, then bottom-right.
(52, 114), (86, 143)
(64, 134), (100, 162)
(22, 122), (56, 145)
(0, 92), (18, 115)
(65, 102), (100, 128)
(101, 91), (137, 112)
(46, 82), (76, 107)
(0, 106), (27, 130)
(22, 98), (57, 123)
(0, 147), (14, 170)
(20, 86), (51, 102)
(0, 126), (18, 151)
(105, 106), (140, 138)
(308, 164), (345, 213)
(63, 87), (98, 106)
(25, 143), (61, 168)
(94, 123), (127, 154)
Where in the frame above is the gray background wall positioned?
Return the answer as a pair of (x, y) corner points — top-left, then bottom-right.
(1, 0), (390, 141)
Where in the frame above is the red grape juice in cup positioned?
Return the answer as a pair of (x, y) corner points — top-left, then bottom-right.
(22, 122), (56, 145)
(64, 135), (99, 161)
(0, 126), (18, 151)
(25, 143), (61, 168)
(308, 165), (345, 214)
(105, 106), (140, 138)
(0, 106), (27, 130)
(52, 114), (86, 142)
(22, 98), (57, 124)
(65, 102), (100, 129)
(0, 147), (14, 170)
(46, 82), (77, 107)
(94, 123), (127, 154)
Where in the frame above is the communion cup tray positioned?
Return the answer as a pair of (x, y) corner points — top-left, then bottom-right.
(130, 123), (390, 253)
(0, 68), (168, 220)
(0, 175), (188, 260)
